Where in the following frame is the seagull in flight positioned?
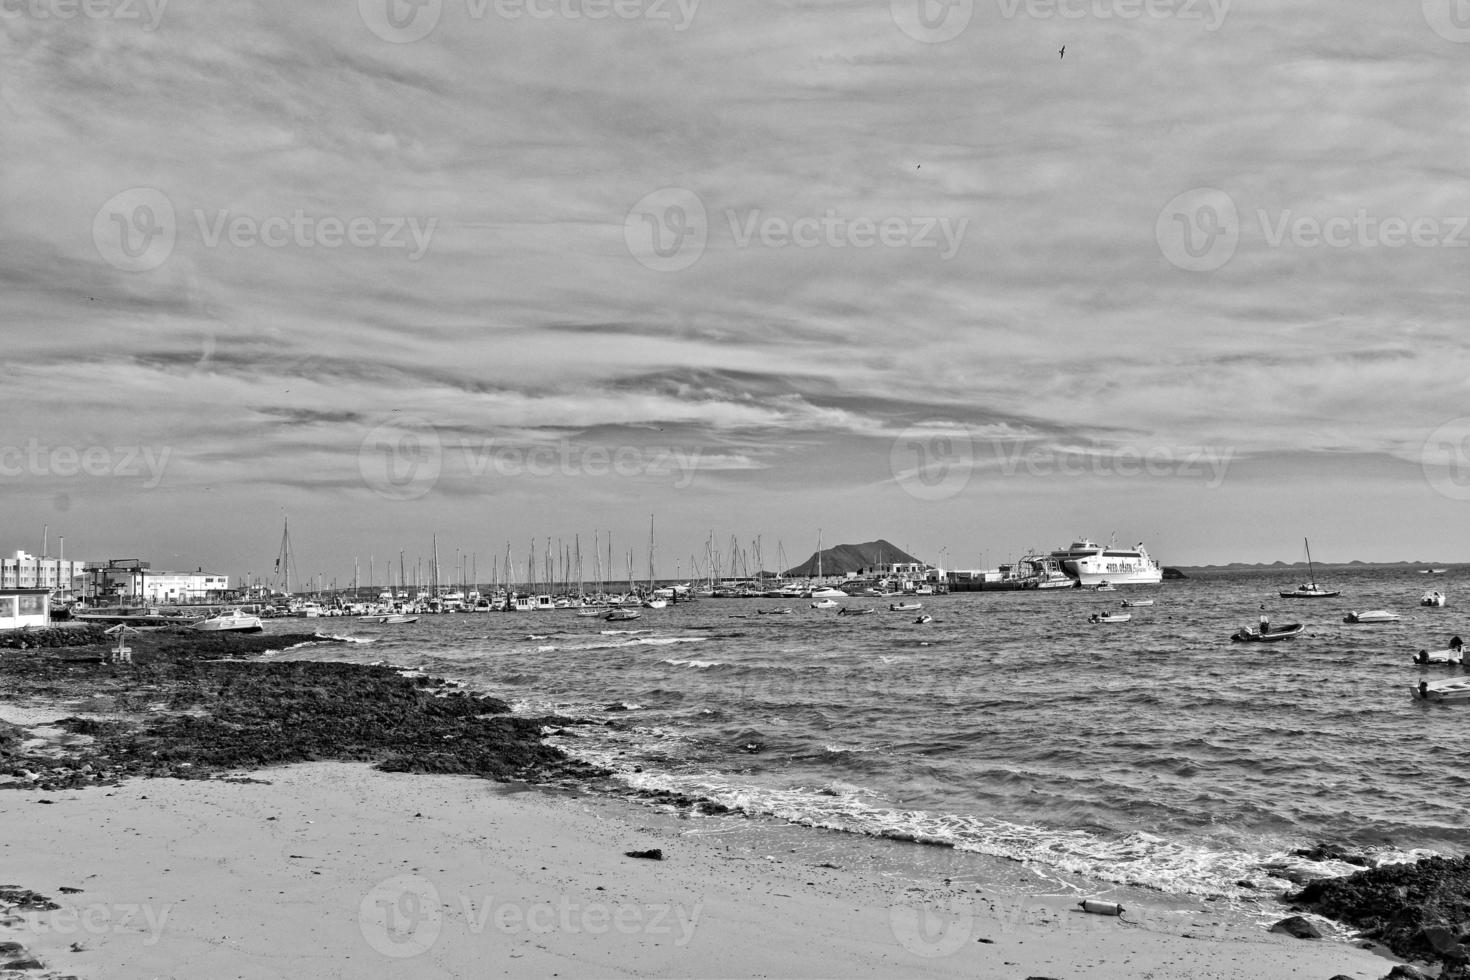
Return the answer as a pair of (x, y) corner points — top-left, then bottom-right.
(1058, 45), (1065, 59)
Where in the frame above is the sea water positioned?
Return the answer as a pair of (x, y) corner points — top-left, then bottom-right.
(276, 567), (1465, 908)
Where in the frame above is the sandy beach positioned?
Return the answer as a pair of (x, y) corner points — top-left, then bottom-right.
(0, 759), (1397, 979)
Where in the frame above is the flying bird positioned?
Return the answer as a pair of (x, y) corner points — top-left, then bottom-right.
(1059, 45), (1065, 59)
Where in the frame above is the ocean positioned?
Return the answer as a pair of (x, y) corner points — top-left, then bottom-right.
(270, 567), (1464, 913)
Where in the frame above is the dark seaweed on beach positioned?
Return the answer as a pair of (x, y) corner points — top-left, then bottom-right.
(0, 631), (605, 790)
(1290, 855), (1470, 973)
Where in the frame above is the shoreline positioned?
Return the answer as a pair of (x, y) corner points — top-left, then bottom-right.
(0, 632), (1416, 976)
(0, 762), (1399, 979)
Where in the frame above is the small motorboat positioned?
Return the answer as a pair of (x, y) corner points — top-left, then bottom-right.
(1343, 610), (1401, 624)
(1413, 636), (1464, 665)
(914, 614), (933, 624)
(1231, 623), (1305, 642)
(1092, 581), (1117, 592)
(1421, 591), (1447, 607)
(1121, 599), (1154, 608)
(889, 601), (923, 612)
(642, 598), (668, 609)
(811, 598), (839, 610)
(1413, 677), (1470, 702)
(1088, 612), (1130, 624)
(381, 614), (418, 625)
(192, 610), (264, 633)
(577, 606), (608, 617)
(605, 608), (642, 622)
(758, 607), (794, 615)
(838, 607), (876, 616)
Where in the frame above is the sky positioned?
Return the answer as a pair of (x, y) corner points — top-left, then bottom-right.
(4, 0), (1470, 585)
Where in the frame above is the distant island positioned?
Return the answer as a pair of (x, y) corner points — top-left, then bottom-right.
(783, 539), (921, 577)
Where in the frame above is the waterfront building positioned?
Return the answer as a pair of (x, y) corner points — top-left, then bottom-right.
(94, 560), (230, 603)
(0, 551), (89, 594)
(0, 588), (50, 630)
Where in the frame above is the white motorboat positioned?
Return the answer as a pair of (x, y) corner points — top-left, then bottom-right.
(642, 598), (668, 609)
(914, 614), (933, 624)
(1412, 677), (1470, 702)
(811, 598), (839, 610)
(1421, 591), (1447, 607)
(192, 610), (264, 633)
(889, 601), (923, 612)
(1092, 581), (1117, 592)
(381, 614), (418, 625)
(1088, 612), (1131, 624)
(604, 608), (641, 622)
(1121, 599), (1154, 607)
(809, 587), (849, 599)
(1231, 622), (1304, 642)
(1343, 610), (1401, 624)
(1051, 538), (1163, 586)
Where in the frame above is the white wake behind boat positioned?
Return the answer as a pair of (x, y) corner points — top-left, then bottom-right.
(1343, 610), (1401, 624)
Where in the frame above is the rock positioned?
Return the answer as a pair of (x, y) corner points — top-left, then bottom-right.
(3, 958), (44, 970)
(1385, 966), (1430, 980)
(1294, 842), (1372, 867)
(1423, 924), (1460, 953)
(625, 848), (663, 861)
(1326, 975), (1357, 980)
(1269, 915), (1324, 939)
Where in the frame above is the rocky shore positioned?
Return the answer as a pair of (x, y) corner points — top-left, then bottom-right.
(0, 628), (602, 792)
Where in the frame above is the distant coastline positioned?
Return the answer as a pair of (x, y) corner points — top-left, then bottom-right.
(1175, 561), (1459, 574)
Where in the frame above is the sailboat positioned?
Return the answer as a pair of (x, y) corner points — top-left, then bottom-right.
(1278, 538), (1341, 598)
(808, 529), (847, 599)
(643, 516), (667, 608)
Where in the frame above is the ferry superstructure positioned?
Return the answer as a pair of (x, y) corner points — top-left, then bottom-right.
(1050, 539), (1163, 586)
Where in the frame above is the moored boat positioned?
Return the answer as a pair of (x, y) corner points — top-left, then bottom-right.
(1421, 591), (1446, 607)
(1231, 623), (1305, 642)
(1343, 610), (1401, 624)
(1278, 538), (1339, 598)
(838, 606), (875, 616)
(1088, 612), (1130, 624)
(1051, 538), (1163, 586)
(604, 608), (641, 622)
(811, 598), (839, 610)
(1412, 677), (1470, 702)
(1413, 636), (1464, 665)
(889, 601), (922, 612)
(1121, 599), (1154, 607)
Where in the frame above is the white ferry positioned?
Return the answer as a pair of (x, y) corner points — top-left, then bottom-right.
(1050, 539), (1163, 586)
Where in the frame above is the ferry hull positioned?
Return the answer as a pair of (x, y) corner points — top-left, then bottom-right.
(1063, 563), (1163, 587)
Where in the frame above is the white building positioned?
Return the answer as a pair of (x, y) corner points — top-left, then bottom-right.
(0, 551), (88, 593)
(98, 566), (230, 603)
(0, 588), (50, 630)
